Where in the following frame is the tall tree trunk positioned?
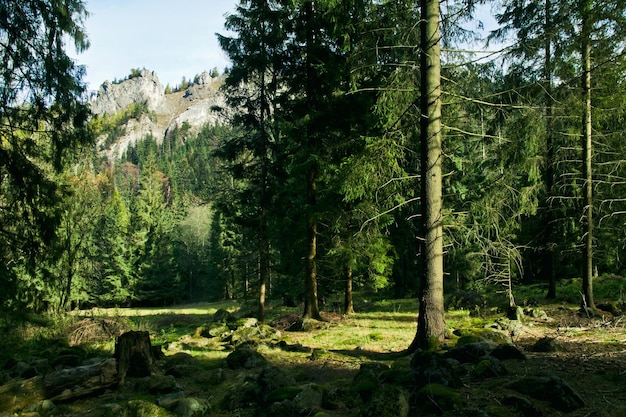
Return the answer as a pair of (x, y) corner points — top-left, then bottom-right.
(302, 0), (323, 321)
(544, 0), (557, 299)
(258, 48), (270, 322)
(344, 264), (355, 314)
(409, 0), (445, 351)
(580, 2), (595, 310)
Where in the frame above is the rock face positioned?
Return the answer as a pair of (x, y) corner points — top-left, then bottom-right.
(90, 69), (228, 159)
(91, 69), (164, 116)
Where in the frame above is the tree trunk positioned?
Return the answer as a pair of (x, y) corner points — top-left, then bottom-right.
(344, 264), (355, 314)
(581, 2), (595, 311)
(409, 0), (445, 351)
(114, 331), (157, 382)
(544, 0), (557, 299)
(302, 0), (323, 321)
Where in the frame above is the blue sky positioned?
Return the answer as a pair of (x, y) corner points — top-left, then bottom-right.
(72, 0), (237, 91)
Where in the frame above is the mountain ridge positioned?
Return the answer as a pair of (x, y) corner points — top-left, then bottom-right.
(90, 69), (228, 159)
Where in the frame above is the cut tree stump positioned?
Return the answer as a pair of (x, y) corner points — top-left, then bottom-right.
(114, 330), (157, 382)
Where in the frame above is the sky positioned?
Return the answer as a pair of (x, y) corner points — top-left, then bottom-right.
(71, 1), (501, 93)
(71, 0), (237, 92)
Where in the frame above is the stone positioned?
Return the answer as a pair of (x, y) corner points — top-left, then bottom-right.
(267, 399), (299, 417)
(172, 398), (211, 417)
(411, 350), (462, 388)
(124, 399), (176, 417)
(225, 347), (267, 369)
(212, 309), (233, 323)
(502, 395), (543, 417)
(530, 336), (560, 352)
(361, 384), (410, 417)
(490, 343), (527, 361)
(508, 371), (584, 411)
(351, 362), (389, 400)
(91, 70), (164, 116)
(445, 341), (496, 364)
(471, 356), (508, 378)
(415, 383), (462, 415)
(293, 384), (323, 413)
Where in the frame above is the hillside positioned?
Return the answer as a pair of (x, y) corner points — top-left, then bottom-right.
(90, 69), (228, 159)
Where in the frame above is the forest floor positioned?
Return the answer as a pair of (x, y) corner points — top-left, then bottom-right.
(4, 282), (626, 416)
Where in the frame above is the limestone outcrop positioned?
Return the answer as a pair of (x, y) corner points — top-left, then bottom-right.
(90, 69), (228, 159)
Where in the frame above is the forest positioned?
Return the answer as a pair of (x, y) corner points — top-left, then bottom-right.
(2, 0), (626, 351)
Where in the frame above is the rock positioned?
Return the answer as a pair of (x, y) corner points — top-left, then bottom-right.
(508, 371), (584, 411)
(530, 336), (560, 352)
(226, 323), (282, 347)
(361, 384), (410, 417)
(172, 398), (211, 417)
(490, 343), (527, 361)
(221, 380), (257, 410)
(213, 309), (233, 323)
(471, 356), (508, 378)
(411, 350), (462, 388)
(147, 374), (182, 395)
(157, 391), (185, 408)
(351, 362), (389, 400)
(225, 347), (267, 369)
(258, 365), (296, 391)
(267, 399), (299, 417)
(322, 386), (362, 410)
(293, 384), (323, 413)
(502, 395), (543, 417)
(415, 383), (462, 414)
(91, 70), (164, 116)
(445, 341), (496, 363)
(125, 399), (176, 417)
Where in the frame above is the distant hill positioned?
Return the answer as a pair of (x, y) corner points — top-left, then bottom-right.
(90, 69), (228, 159)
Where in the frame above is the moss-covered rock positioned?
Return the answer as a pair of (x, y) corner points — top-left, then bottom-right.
(225, 347), (267, 369)
(361, 384), (410, 417)
(411, 350), (461, 388)
(125, 400), (176, 417)
(471, 356), (508, 378)
(351, 362), (389, 400)
(508, 371), (584, 411)
(414, 383), (462, 415)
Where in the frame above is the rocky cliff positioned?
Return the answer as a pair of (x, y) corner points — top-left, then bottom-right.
(90, 69), (228, 159)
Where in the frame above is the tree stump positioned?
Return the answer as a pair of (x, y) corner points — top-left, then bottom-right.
(114, 330), (156, 382)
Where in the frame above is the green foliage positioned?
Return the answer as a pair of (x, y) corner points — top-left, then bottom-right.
(0, 0), (92, 313)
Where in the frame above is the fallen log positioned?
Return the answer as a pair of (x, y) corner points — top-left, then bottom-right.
(0, 358), (120, 412)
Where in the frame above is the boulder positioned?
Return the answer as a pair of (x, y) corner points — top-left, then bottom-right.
(225, 347), (267, 369)
(414, 383), (462, 414)
(411, 350), (461, 388)
(471, 356), (508, 378)
(530, 337), (560, 353)
(257, 365), (297, 403)
(124, 399), (176, 417)
(293, 384), (323, 414)
(508, 371), (584, 411)
(351, 362), (389, 400)
(361, 384), (410, 417)
(445, 341), (496, 363)
(490, 343), (527, 361)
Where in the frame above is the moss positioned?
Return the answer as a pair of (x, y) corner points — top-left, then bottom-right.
(266, 386), (303, 403)
(415, 383), (462, 414)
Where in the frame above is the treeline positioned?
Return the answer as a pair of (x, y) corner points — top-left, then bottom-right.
(2, 0), (626, 325)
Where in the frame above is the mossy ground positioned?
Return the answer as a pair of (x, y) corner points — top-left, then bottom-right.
(3, 281), (626, 416)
